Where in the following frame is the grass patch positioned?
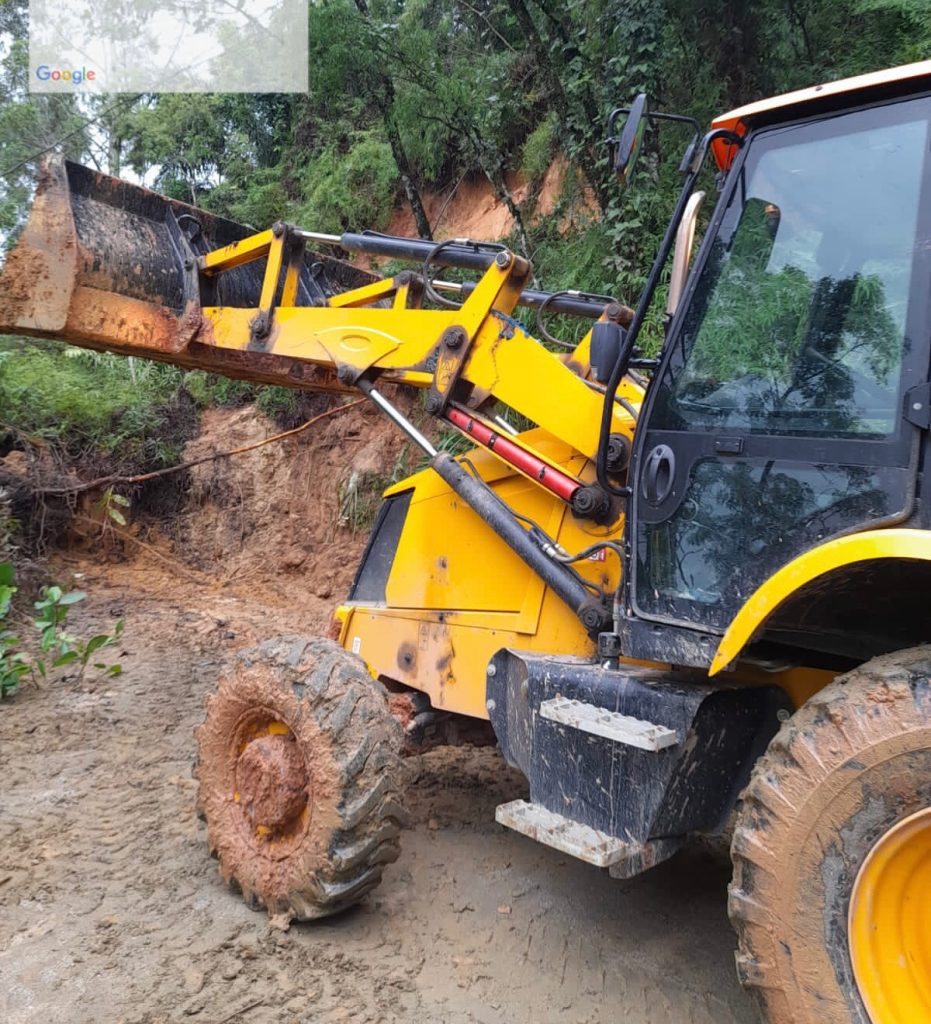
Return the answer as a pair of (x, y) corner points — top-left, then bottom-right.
(0, 341), (191, 469)
(0, 342), (320, 470)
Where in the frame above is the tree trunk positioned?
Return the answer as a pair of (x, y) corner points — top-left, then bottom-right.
(481, 162), (536, 282)
(385, 116), (432, 239)
(107, 130), (121, 178)
(353, 0), (432, 238)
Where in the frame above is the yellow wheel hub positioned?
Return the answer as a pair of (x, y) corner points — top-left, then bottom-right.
(849, 806), (931, 1023)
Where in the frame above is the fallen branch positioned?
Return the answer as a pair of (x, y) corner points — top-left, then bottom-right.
(28, 399), (367, 497)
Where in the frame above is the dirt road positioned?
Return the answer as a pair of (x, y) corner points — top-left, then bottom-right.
(0, 566), (755, 1024)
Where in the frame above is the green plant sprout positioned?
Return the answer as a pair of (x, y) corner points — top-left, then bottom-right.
(0, 561), (124, 699)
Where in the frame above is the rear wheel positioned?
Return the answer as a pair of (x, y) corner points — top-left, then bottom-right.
(729, 645), (931, 1024)
(848, 805), (931, 1022)
(194, 635), (407, 922)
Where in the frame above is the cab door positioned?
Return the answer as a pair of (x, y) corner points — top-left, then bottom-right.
(627, 95), (931, 643)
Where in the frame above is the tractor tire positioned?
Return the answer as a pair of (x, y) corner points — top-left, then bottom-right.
(194, 635), (407, 922)
(729, 645), (931, 1024)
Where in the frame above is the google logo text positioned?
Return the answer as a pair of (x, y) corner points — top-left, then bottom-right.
(35, 65), (96, 86)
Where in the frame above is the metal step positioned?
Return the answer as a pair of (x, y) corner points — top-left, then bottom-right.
(538, 695), (678, 751)
(495, 799), (683, 875)
(495, 799), (628, 867)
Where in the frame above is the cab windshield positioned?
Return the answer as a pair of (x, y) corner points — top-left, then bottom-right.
(652, 99), (931, 438)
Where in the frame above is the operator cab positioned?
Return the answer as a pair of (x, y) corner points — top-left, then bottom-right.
(619, 64), (931, 670)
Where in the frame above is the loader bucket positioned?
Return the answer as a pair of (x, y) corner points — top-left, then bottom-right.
(0, 156), (375, 382)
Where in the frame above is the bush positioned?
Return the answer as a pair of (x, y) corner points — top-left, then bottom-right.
(521, 114), (558, 183)
(183, 372), (313, 428)
(0, 560), (123, 699)
(183, 371), (257, 410)
(0, 342), (190, 469)
(203, 166), (292, 230)
(298, 134), (398, 233)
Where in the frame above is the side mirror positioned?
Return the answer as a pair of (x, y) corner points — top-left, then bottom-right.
(612, 93), (649, 185)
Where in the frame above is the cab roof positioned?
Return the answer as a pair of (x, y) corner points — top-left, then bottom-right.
(711, 59), (931, 169)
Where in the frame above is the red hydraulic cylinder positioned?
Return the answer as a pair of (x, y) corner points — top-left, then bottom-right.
(445, 405), (581, 503)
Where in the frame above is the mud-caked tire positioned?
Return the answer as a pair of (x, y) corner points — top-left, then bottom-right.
(194, 635), (407, 922)
(729, 645), (931, 1023)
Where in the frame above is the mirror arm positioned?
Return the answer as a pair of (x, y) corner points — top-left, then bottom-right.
(595, 127), (744, 497)
(607, 108), (702, 137)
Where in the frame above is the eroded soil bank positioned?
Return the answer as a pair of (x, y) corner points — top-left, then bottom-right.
(0, 559), (754, 1024)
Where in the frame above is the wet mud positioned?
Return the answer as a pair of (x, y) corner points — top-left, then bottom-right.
(0, 563), (755, 1024)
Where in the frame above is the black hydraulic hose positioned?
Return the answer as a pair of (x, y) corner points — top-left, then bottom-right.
(431, 452), (611, 636)
(342, 231), (501, 272)
(537, 289), (619, 349)
(422, 238), (499, 309)
(458, 282), (617, 318)
(595, 128), (743, 496)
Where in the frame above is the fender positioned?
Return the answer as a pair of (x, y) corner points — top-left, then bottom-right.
(709, 529), (931, 676)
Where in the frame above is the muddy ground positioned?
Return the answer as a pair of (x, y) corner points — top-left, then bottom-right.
(0, 557), (756, 1024)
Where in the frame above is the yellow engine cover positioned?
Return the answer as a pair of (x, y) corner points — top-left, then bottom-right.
(335, 429), (622, 719)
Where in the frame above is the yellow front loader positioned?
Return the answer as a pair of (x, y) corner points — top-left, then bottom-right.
(5, 59), (931, 1024)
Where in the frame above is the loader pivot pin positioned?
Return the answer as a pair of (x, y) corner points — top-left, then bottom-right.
(236, 731), (308, 832)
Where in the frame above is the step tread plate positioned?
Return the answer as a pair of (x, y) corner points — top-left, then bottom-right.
(495, 799), (627, 867)
(538, 695), (678, 751)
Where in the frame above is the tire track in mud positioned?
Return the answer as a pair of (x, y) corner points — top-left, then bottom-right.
(0, 575), (754, 1024)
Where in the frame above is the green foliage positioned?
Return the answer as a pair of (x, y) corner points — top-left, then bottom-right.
(298, 135), (398, 233)
(4, 0), (926, 303)
(0, 486), (19, 562)
(0, 561), (15, 618)
(182, 371), (304, 426)
(31, 583), (124, 683)
(126, 94), (236, 202)
(95, 489), (131, 528)
(338, 447), (414, 533)
(0, 560), (28, 697)
(0, 342), (188, 468)
(0, 2), (87, 239)
(0, 0), (928, 481)
(521, 114), (559, 183)
(255, 387), (301, 423)
(182, 371), (257, 409)
(0, 561), (123, 698)
(204, 167), (292, 229)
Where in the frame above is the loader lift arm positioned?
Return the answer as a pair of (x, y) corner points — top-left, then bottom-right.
(0, 156), (638, 633)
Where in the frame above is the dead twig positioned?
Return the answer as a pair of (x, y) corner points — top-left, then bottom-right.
(27, 399), (367, 497)
(69, 515), (209, 584)
(216, 998), (264, 1023)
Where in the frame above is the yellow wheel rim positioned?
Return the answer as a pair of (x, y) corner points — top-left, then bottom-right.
(849, 807), (931, 1023)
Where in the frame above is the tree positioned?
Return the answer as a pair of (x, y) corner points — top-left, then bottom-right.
(0, 1), (88, 239)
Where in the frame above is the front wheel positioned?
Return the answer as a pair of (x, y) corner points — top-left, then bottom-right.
(729, 645), (931, 1024)
(194, 636), (407, 922)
